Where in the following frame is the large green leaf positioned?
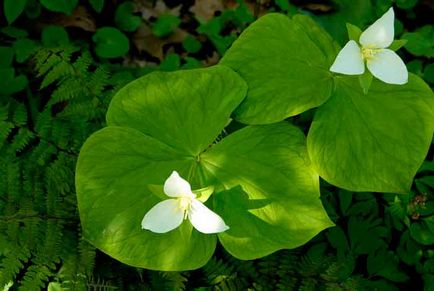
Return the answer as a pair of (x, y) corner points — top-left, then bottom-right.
(77, 66), (332, 270)
(76, 126), (214, 270)
(307, 74), (434, 193)
(77, 66), (246, 270)
(202, 123), (334, 259)
(106, 66), (247, 156)
(220, 13), (339, 124)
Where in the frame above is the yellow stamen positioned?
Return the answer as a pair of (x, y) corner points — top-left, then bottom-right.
(178, 197), (193, 219)
(361, 47), (381, 61)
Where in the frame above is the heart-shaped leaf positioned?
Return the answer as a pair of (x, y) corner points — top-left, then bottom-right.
(77, 66), (247, 270)
(204, 123), (334, 259)
(307, 74), (434, 193)
(220, 13), (340, 124)
(93, 27), (129, 59)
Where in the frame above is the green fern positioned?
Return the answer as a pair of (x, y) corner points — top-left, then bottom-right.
(0, 45), (128, 290)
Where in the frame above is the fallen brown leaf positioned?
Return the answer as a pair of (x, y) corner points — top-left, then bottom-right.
(136, 0), (182, 20)
(133, 24), (187, 60)
(190, 0), (224, 21)
(202, 51), (220, 66)
(56, 5), (97, 32)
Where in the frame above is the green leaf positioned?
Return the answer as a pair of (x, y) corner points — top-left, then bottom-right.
(115, 1), (141, 32)
(346, 23), (362, 42)
(89, 0), (104, 13)
(47, 282), (62, 291)
(220, 13), (339, 124)
(194, 186), (214, 203)
(93, 27), (129, 58)
(152, 14), (181, 38)
(76, 126), (216, 271)
(275, 0), (290, 11)
(40, 0), (77, 15)
(389, 39), (408, 51)
(419, 161), (434, 173)
(207, 123), (333, 259)
(424, 275), (434, 291)
(307, 74), (434, 193)
(1, 26), (28, 38)
(397, 231), (423, 265)
(41, 25), (69, 47)
(183, 35), (202, 53)
(402, 25), (434, 58)
(423, 63), (434, 84)
(338, 189), (353, 215)
(77, 66), (247, 270)
(367, 248), (409, 282)
(183, 57), (202, 69)
(407, 60), (423, 75)
(396, 0), (418, 10)
(358, 70), (373, 94)
(4, 0), (28, 24)
(25, 0), (41, 19)
(12, 38), (38, 63)
(232, 0), (254, 24)
(106, 66), (246, 156)
(327, 226), (349, 254)
(410, 216), (434, 245)
(347, 216), (387, 255)
(159, 53), (181, 71)
(0, 46), (14, 68)
(0, 68), (28, 95)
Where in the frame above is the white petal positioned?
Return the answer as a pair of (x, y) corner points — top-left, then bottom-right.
(330, 41), (365, 75)
(163, 171), (194, 198)
(188, 200), (229, 234)
(141, 199), (184, 233)
(367, 49), (408, 85)
(360, 7), (394, 48)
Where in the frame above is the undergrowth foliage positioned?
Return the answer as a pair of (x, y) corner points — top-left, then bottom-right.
(0, 45), (130, 289)
(1, 26), (434, 291)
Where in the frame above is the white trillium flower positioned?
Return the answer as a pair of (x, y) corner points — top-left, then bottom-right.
(141, 171), (229, 234)
(330, 7), (408, 85)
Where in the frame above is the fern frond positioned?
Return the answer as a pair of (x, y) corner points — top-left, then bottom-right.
(0, 121), (14, 144)
(0, 104), (9, 121)
(87, 277), (119, 291)
(18, 265), (52, 290)
(12, 104), (27, 126)
(34, 46), (77, 78)
(6, 160), (21, 203)
(40, 61), (73, 89)
(0, 246), (31, 288)
(149, 271), (187, 291)
(11, 128), (35, 153)
(48, 78), (83, 106)
(89, 66), (109, 95)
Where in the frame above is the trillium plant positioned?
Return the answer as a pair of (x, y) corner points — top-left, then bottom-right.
(76, 6), (434, 271)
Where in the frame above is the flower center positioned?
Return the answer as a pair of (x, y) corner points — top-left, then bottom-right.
(361, 47), (380, 61)
(178, 197), (193, 219)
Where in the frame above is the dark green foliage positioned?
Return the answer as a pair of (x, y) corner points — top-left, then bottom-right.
(1, 0), (434, 290)
(1, 42), (433, 291)
(0, 45), (132, 290)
